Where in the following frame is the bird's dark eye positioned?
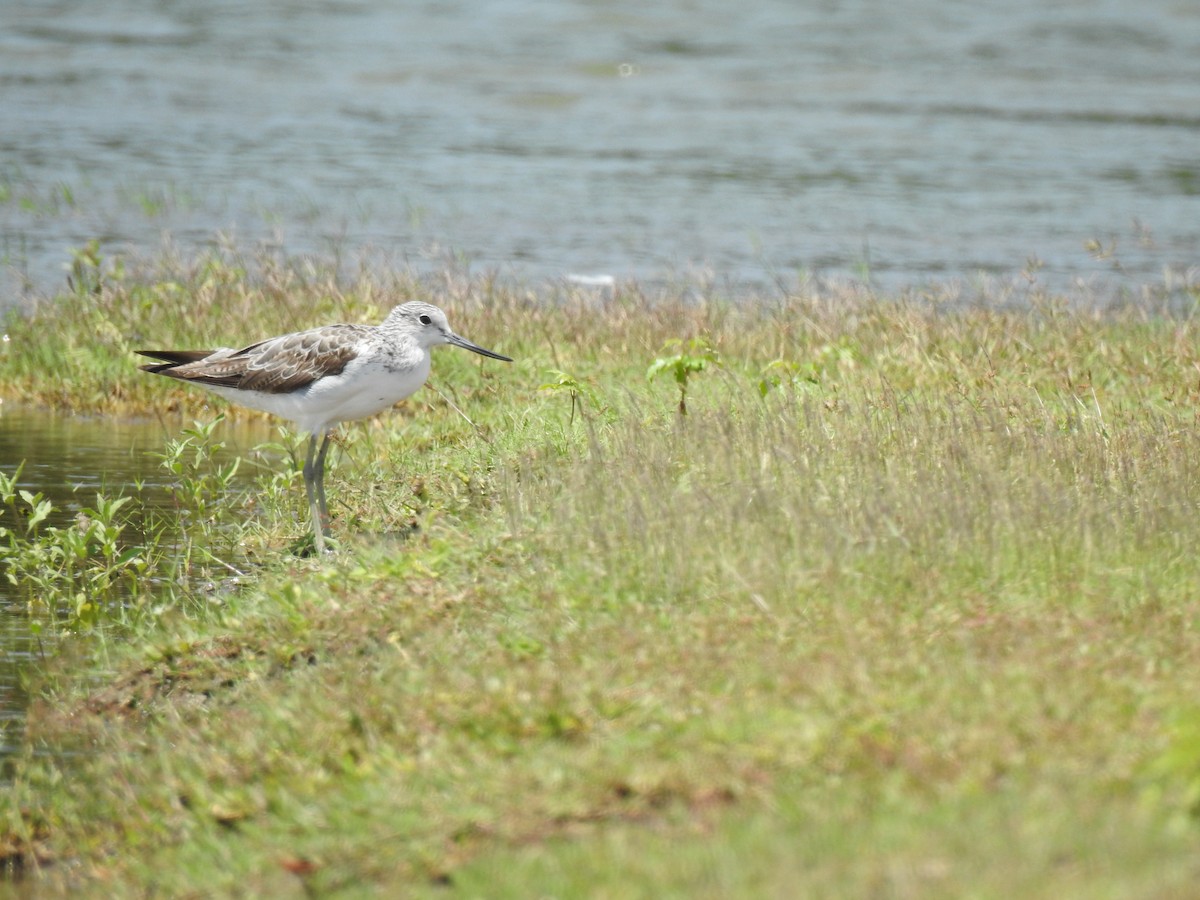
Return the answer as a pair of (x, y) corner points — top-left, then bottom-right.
(419, 314), (432, 325)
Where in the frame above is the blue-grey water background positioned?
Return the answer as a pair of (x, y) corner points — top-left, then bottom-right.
(1, 0), (1200, 746)
(1, 0), (1198, 304)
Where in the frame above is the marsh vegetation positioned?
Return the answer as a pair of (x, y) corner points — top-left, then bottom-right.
(2, 252), (1200, 895)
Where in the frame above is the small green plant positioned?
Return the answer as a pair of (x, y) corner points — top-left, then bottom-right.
(539, 369), (599, 425)
(0, 417), (259, 632)
(66, 239), (104, 296)
(158, 417), (241, 522)
(757, 359), (816, 398)
(0, 465), (147, 626)
(756, 340), (857, 398)
(153, 416), (253, 571)
(646, 337), (720, 415)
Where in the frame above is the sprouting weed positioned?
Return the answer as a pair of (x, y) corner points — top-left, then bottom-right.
(646, 337), (720, 416)
(152, 415), (253, 577)
(0, 469), (145, 627)
(66, 239), (104, 296)
(0, 417), (257, 632)
(757, 340), (857, 398)
(539, 369), (600, 425)
(157, 417), (242, 525)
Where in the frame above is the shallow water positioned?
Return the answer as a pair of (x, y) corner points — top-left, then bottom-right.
(0, 406), (269, 756)
(1, 0), (1198, 304)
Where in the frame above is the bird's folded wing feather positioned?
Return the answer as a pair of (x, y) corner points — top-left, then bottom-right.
(138, 325), (367, 394)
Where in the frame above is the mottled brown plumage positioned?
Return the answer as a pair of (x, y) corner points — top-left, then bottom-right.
(138, 325), (367, 394)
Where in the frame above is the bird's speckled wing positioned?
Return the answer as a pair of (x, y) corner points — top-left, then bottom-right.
(138, 324), (369, 394)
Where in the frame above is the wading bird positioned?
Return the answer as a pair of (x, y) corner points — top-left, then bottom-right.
(138, 301), (512, 552)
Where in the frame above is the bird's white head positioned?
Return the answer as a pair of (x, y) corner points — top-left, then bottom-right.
(385, 301), (512, 361)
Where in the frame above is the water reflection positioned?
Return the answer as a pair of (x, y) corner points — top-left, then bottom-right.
(0, 406), (271, 756)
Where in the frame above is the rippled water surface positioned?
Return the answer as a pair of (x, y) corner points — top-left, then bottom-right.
(1, 0), (1198, 302)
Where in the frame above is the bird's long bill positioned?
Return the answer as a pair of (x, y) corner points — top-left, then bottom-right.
(447, 332), (513, 362)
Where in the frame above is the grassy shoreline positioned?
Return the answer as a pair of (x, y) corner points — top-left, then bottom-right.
(3, 255), (1200, 895)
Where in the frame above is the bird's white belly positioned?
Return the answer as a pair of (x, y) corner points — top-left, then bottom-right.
(202, 353), (431, 435)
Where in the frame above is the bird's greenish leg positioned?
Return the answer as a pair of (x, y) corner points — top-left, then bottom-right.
(314, 432), (333, 536)
(302, 433), (328, 553)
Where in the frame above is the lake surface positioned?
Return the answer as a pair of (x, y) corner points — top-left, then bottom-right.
(1, 0), (1198, 305)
